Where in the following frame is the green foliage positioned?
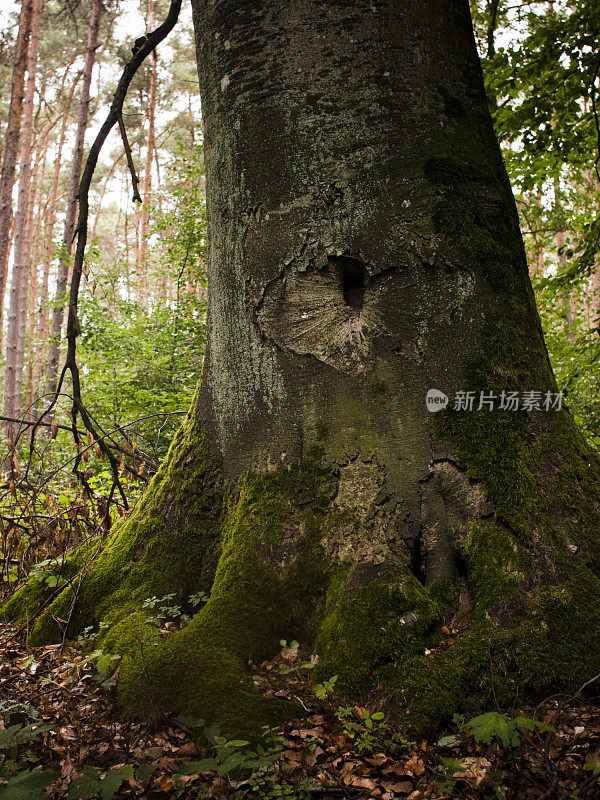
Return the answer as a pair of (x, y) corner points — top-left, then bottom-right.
(67, 765), (134, 800)
(471, 0), (600, 449)
(0, 718), (55, 800)
(28, 559), (68, 590)
(0, 724), (53, 759)
(0, 769), (57, 800)
(314, 674), (337, 699)
(174, 725), (312, 800)
(437, 757), (466, 795)
(440, 710), (556, 750)
(278, 640), (318, 675)
(335, 706), (396, 753)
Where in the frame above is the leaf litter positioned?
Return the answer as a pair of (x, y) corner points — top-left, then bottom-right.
(0, 623), (599, 798)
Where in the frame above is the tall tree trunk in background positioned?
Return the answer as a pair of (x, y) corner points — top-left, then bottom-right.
(556, 227), (577, 338)
(90, 151), (125, 240)
(139, 0), (158, 302)
(0, 0), (33, 352)
(7, 0), (600, 741)
(24, 151), (45, 415)
(46, 0), (103, 399)
(3, 0), (42, 425)
(33, 75), (80, 408)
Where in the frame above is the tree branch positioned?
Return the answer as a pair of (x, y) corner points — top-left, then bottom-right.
(118, 112), (142, 202)
(29, 0), (182, 505)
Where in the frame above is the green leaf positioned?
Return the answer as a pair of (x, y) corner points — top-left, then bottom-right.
(464, 712), (520, 748)
(95, 653), (118, 675)
(98, 771), (123, 800)
(68, 765), (101, 799)
(216, 751), (249, 777)
(0, 770), (56, 800)
(135, 764), (158, 782)
(513, 716), (555, 734)
(202, 724), (220, 743)
(96, 766), (133, 800)
(175, 759), (218, 776)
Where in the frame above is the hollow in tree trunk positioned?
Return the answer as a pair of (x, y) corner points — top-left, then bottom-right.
(6, 0), (600, 738)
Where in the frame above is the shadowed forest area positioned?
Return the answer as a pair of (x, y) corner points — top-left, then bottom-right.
(1, 0), (600, 798)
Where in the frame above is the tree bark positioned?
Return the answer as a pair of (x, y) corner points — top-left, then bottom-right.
(23, 145), (46, 416)
(6, 0), (600, 740)
(32, 74), (80, 409)
(137, 0), (158, 303)
(139, 42), (157, 271)
(3, 0), (42, 424)
(46, 0), (103, 398)
(0, 0), (33, 348)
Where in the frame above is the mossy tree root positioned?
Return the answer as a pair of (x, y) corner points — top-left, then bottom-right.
(4, 406), (600, 738)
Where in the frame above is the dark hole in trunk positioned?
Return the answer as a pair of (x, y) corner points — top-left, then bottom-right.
(329, 255), (367, 310)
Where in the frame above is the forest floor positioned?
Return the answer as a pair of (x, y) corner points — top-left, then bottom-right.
(0, 621), (599, 800)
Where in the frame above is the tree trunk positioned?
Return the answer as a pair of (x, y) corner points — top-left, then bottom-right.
(139, 56), (157, 262)
(46, 0), (103, 398)
(6, 0), (600, 740)
(23, 146), (46, 416)
(32, 75), (80, 409)
(3, 0), (42, 424)
(0, 0), (33, 349)
(138, 0), (158, 302)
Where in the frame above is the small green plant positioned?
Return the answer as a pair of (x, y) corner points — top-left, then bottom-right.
(336, 706), (387, 752)
(278, 640), (318, 675)
(174, 723), (311, 799)
(61, 649), (120, 689)
(28, 559), (68, 589)
(189, 590), (209, 608)
(0, 768), (57, 800)
(437, 757), (466, 795)
(141, 593), (181, 625)
(463, 711), (554, 748)
(314, 675), (337, 699)
(0, 720), (56, 800)
(141, 591), (208, 630)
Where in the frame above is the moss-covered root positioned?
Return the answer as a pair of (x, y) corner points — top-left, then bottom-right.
(2, 408), (223, 644)
(103, 464), (334, 737)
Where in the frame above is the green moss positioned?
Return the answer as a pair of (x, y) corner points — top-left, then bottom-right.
(387, 560), (600, 733)
(435, 409), (535, 533)
(313, 572), (457, 694)
(460, 520), (530, 612)
(113, 461), (332, 737)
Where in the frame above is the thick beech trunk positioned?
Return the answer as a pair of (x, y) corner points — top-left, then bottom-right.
(6, 0), (600, 739)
